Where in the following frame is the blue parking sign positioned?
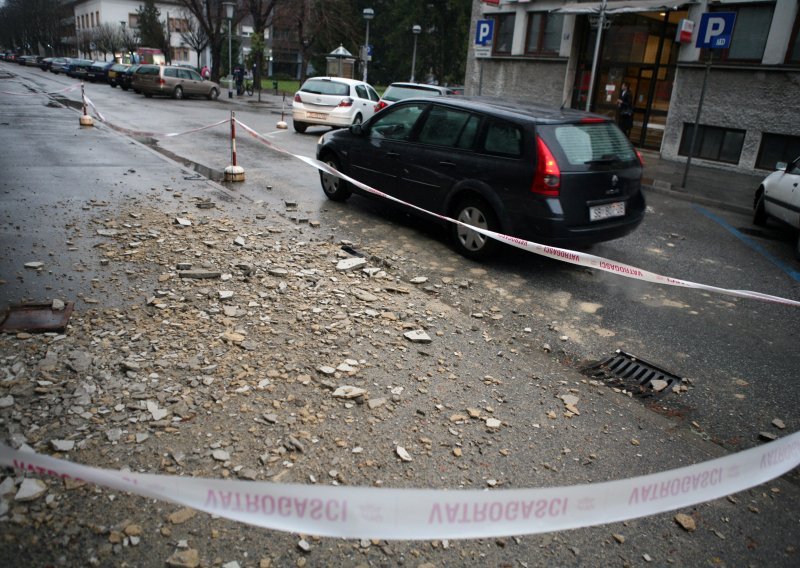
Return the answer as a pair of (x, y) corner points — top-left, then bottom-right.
(475, 19), (494, 46)
(696, 12), (737, 49)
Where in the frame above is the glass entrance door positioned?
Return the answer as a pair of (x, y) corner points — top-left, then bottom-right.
(572, 10), (686, 150)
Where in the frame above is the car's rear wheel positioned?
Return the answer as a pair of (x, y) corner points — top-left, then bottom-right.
(352, 113), (363, 126)
(208, 87), (219, 100)
(753, 191), (768, 226)
(293, 121), (308, 134)
(450, 196), (500, 260)
(319, 154), (352, 202)
(173, 86), (184, 100)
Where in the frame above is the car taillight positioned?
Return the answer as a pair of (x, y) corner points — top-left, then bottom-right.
(158, 78), (166, 86)
(579, 117), (606, 124)
(338, 97), (354, 108)
(532, 136), (560, 196)
(375, 100), (387, 112)
(636, 149), (644, 166)
(294, 93), (302, 103)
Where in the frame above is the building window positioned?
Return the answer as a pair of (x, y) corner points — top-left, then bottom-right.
(679, 123), (746, 164)
(525, 12), (563, 55)
(171, 47), (190, 61)
(492, 13), (515, 55)
(129, 14), (139, 29)
(708, 4), (774, 62)
(757, 133), (800, 170)
(169, 18), (189, 33)
(96, 11), (100, 27)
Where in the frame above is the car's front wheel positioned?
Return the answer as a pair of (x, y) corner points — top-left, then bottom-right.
(293, 121), (308, 134)
(208, 87), (219, 100)
(450, 196), (500, 261)
(319, 155), (352, 202)
(753, 190), (768, 226)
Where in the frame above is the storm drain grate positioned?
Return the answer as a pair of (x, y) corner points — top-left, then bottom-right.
(581, 350), (682, 398)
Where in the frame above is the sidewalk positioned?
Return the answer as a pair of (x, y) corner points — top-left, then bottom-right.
(639, 149), (763, 216)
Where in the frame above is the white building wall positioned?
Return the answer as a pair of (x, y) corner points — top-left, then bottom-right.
(73, 0), (203, 68)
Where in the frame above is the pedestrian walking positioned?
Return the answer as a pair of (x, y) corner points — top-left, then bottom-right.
(201, 65), (210, 80)
(617, 81), (633, 138)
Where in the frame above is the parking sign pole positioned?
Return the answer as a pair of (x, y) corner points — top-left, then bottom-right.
(681, 52), (712, 189)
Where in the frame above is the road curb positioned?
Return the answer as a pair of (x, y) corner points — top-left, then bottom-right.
(643, 180), (751, 216)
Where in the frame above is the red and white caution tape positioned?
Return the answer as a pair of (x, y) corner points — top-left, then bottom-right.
(82, 93), (228, 139)
(234, 119), (800, 309)
(2, 433), (799, 539)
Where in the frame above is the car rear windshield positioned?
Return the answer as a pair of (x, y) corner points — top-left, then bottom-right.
(383, 85), (442, 102)
(546, 122), (636, 166)
(301, 80), (350, 96)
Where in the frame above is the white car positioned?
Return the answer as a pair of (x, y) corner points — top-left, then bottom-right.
(374, 82), (457, 113)
(753, 156), (800, 258)
(292, 77), (380, 133)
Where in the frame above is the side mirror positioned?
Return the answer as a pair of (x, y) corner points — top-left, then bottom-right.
(350, 124), (365, 136)
(776, 162), (787, 171)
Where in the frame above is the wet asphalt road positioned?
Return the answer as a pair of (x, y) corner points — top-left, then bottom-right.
(3, 63), (799, 460)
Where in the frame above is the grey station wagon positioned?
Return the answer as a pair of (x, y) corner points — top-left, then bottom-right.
(316, 97), (646, 260)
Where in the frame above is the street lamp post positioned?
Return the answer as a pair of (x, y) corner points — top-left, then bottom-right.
(362, 8), (374, 83)
(410, 24), (421, 83)
(223, 1), (235, 99)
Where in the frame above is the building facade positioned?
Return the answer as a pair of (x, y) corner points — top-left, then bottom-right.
(73, 0), (205, 68)
(467, 0), (800, 173)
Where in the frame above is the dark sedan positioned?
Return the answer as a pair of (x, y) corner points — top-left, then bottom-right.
(316, 97), (645, 259)
(118, 64), (143, 91)
(86, 60), (114, 82)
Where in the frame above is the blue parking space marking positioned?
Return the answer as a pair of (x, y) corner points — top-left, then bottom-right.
(694, 205), (800, 282)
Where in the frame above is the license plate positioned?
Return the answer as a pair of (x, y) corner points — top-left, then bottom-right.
(589, 201), (626, 221)
(308, 112), (328, 120)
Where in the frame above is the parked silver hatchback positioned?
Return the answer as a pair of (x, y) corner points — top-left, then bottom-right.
(133, 64), (220, 100)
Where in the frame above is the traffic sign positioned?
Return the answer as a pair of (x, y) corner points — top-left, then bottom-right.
(475, 19), (494, 46)
(696, 12), (736, 49)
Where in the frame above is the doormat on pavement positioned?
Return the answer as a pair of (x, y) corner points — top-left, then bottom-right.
(0, 302), (74, 333)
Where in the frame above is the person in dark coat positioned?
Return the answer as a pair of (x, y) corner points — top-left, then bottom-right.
(234, 66), (244, 95)
(617, 82), (633, 138)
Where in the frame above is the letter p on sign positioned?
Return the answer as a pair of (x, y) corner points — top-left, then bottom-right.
(476, 19), (494, 46)
(696, 12), (736, 49)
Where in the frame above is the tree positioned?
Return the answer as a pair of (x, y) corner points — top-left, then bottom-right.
(121, 25), (141, 64)
(244, 0), (277, 98)
(76, 30), (94, 59)
(179, 9), (209, 68)
(95, 23), (123, 61)
(177, 0), (242, 83)
(137, 0), (170, 63)
(274, 0), (358, 84)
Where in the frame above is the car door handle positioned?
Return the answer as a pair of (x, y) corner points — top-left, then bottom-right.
(439, 161), (456, 167)
(387, 152), (400, 158)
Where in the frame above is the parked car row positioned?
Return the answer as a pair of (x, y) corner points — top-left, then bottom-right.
(16, 57), (220, 100)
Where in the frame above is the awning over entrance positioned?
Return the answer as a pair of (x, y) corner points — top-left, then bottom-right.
(552, 1), (695, 14)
